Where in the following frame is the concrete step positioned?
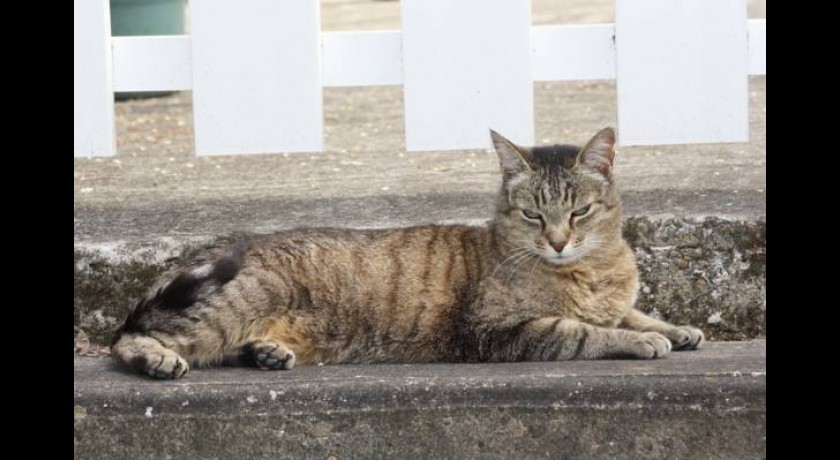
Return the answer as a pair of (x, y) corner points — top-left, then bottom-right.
(74, 340), (766, 459)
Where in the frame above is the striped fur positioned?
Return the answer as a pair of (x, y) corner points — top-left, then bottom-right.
(112, 128), (704, 379)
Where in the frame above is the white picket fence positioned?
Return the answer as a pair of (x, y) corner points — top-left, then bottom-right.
(74, 0), (766, 157)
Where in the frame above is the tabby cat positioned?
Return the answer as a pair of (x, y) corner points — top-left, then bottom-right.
(112, 127), (704, 379)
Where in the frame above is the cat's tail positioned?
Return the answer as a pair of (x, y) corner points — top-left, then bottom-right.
(111, 241), (247, 345)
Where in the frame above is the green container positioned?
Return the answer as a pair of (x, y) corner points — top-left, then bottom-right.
(111, 0), (186, 99)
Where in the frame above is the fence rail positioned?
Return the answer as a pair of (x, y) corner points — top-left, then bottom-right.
(74, 0), (767, 157)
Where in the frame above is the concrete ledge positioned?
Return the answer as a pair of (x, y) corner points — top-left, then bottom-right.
(74, 340), (766, 459)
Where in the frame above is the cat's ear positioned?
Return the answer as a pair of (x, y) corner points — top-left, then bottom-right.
(490, 129), (532, 179)
(577, 127), (617, 178)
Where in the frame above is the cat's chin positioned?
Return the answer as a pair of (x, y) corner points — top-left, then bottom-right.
(543, 254), (581, 266)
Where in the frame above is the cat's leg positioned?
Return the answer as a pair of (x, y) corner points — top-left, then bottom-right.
(111, 333), (190, 379)
(480, 318), (672, 361)
(619, 309), (705, 350)
(230, 318), (314, 370)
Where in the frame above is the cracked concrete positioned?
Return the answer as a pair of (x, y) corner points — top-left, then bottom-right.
(74, 340), (766, 459)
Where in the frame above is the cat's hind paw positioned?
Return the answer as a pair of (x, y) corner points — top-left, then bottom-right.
(247, 341), (296, 370)
(146, 353), (189, 379)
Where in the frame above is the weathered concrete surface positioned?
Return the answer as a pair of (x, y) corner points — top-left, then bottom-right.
(626, 217), (765, 341)
(74, 340), (766, 459)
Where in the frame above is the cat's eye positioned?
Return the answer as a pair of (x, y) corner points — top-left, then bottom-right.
(571, 204), (592, 218)
(521, 209), (541, 220)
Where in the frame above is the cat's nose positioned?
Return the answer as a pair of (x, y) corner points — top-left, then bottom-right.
(550, 241), (567, 253)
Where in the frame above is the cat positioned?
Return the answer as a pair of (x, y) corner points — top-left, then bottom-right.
(111, 127), (704, 379)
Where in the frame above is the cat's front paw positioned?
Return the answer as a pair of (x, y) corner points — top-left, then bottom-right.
(626, 332), (672, 359)
(666, 326), (705, 351)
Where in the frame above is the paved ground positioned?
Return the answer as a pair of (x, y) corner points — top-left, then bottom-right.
(74, 340), (766, 459)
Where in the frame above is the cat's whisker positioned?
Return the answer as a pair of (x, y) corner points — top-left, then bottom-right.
(495, 251), (534, 277)
(494, 252), (534, 281)
(491, 246), (533, 277)
(503, 253), (538, 284)
(493, 249), (528, 266)
(511, 254), (538, 282)
(528, 253), (542, 277)
(498, 247), (531, 259)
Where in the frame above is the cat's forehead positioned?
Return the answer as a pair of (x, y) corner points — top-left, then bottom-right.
(529, 144), (580, 170)
(527, 173), (581, 208)
(527, 144), (582, 197)
(507, 142), (606, 206)
(519, 149), (608, 208)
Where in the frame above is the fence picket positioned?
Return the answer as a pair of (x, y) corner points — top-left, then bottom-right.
(190, 0), (322, 155)
(615, 0), (750, 145)
(401, 0), (534, 151)
(749, 20), (766, 76)
(74, 0), (115, 157)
